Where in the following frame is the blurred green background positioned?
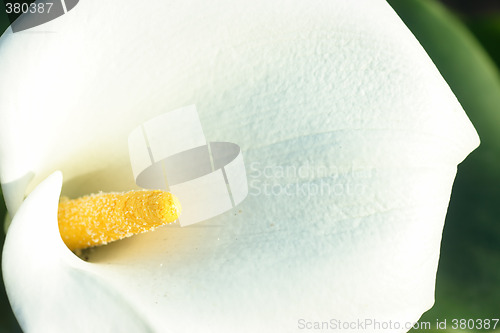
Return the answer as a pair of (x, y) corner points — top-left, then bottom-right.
(0, 0), (499, 332)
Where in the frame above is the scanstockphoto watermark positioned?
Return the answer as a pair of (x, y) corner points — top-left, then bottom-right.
(297, 318), (500, 331)
(297, 318), (429, 331)
(248, 161), (372, 197)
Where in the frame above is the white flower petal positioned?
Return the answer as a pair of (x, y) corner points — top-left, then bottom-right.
(2, 172), (153, 332)
(0, 0), (479, 332)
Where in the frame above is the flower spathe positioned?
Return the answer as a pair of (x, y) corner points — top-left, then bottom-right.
(3, 172), (153, 331)
(0, 0), (479, 332)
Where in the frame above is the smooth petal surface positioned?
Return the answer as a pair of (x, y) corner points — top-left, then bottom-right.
(2, 172), (153, 332)
(0, 0), (479, 332)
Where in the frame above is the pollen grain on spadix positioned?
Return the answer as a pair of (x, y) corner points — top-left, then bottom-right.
(57, 190), (182, 252)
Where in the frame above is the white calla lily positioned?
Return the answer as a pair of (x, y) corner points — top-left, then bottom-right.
(0, 0), (479, 332)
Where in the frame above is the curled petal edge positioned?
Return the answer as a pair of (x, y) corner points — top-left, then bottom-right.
(2, 171), (153, 333)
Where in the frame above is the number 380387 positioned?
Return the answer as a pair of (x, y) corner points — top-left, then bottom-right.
(5, 2), (53, 14)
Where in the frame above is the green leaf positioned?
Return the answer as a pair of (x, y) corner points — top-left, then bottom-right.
(466, 14), (500, 70)
(0, 2), (11, 36)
